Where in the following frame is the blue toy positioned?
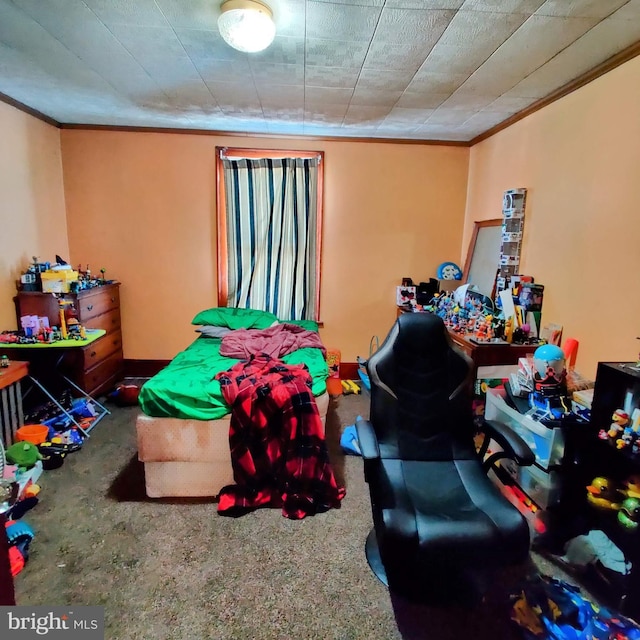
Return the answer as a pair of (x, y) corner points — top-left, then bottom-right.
(340, 418), (363, 456)
(436, 262), (462, 280)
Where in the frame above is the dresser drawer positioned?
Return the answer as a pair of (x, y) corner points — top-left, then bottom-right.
(81, 331), (122, 370)
(77, 287), (120, 322)
(83, 308), (121, 333)
(80, 351), (123, 396)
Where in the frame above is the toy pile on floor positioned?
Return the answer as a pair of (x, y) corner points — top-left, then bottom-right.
(511, 573), (640, 639)
(1, 392), (90, 576)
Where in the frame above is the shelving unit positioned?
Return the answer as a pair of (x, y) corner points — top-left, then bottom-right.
(496, 188), (527, 294)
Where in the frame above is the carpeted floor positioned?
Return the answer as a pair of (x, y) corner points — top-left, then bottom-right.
(12, 391), (569, 639)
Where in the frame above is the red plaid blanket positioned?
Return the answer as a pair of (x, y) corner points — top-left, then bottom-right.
(215, 354), (345, 519)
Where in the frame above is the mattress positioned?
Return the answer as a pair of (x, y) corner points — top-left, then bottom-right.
(136, 392), (330, 497)
(138, 334), (329, 420)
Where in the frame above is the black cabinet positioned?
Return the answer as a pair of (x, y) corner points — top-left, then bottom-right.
(539, 363), (640, 618)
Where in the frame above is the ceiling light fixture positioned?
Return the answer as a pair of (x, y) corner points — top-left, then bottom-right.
(218, 0), (276, 53)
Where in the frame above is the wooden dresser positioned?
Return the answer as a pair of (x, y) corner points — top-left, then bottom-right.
(10, 283), (123, 396)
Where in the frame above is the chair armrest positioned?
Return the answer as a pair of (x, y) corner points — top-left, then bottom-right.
(355, 419), (380, 460)
(479, 418), (535, 467)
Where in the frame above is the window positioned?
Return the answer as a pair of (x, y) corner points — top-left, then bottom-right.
(216, 147), (324, 321)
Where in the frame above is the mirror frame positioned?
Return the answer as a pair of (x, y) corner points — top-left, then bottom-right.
(462, 219), (502, 296)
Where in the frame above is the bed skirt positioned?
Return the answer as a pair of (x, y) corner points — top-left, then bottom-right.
(136, 392), (330, 498)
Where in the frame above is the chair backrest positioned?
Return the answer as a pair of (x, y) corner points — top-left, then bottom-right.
(367, 313), (475, 460)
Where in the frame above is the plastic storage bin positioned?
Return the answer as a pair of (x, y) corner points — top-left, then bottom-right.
(484, 387), (565, 470)
(498, 457), (561, 509)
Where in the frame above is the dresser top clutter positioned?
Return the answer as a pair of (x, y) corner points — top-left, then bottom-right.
(0, 256), (123, 397)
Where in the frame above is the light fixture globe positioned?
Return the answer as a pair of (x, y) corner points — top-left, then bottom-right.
(218, 0), (276, 53)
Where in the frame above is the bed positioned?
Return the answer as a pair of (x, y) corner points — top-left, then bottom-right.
(135, 308), (330, 499)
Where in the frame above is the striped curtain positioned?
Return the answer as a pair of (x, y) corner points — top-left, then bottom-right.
(223, 157), (319, 321)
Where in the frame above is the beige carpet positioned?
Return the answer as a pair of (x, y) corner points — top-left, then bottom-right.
(12, 392), (568, 640)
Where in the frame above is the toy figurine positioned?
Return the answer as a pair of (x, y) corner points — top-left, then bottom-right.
(622, 475), (640, 499)
(608, 409), (630, 438)
(616, 428), (635, 449)
(618, 497), (640, 530)
(586, 477), (622, 511)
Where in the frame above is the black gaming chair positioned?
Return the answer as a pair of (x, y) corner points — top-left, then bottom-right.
(356, 312), (535, 602)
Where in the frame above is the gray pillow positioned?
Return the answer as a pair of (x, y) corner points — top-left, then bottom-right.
(195, 325), (232, 338)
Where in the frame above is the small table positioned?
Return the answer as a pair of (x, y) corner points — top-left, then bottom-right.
(0, 330), (110, 437)
(0, 360), (29, 446)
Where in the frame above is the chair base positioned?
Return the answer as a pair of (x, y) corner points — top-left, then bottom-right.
(364, 527), (487, 605)
(365, 528), (389, 587)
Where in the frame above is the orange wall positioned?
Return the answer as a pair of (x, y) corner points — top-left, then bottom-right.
(465, 55), (640, 379)
(61, 132), (469, 361)
(0, 102), (68, 331)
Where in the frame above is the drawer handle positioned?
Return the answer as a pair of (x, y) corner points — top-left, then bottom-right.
(90, 351), (97, 357)
(87, 304), (94, 311)
(111, 297), (116, 302)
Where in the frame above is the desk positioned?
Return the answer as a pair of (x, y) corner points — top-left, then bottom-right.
(447, 332), (537, 377)
(0, 360), (28, 446)
(0, 331), (110, 437)
(396, 307), (537, 376)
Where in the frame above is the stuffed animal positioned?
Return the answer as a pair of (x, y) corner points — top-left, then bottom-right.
(5, 442), (42, 471)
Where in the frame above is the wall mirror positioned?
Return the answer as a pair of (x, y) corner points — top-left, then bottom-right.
(462, 219), (502, 298)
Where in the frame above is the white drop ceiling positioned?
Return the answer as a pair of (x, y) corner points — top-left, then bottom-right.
(1, 0), (639, 142)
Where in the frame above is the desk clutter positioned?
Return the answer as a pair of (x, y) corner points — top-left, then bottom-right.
(2, 253), (124, 398)
(19, 255), (114, 294)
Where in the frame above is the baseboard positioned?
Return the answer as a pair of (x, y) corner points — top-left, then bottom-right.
(123, 359), (171, 378)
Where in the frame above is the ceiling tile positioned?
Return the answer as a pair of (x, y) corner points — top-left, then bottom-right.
(83, 0), (170, 27)
(267, 0), (307, 38)
(437, 91), (497, 110)
(456, 14), (600, 96)
(304, 103), (349, 120)
(395, 91), (450, 109)
(386, 1), (464, 8)
(350, 88), (403, 107)
(373, 7), (455, 44)
(256, 83), (305, 104)
(407, 71), (469, 94)
(194, 58), (253, 84)
(460, 0), (545, 13)
(363, 41), (430, 73)
(205, 81), (261, 112)
(175, 28), (246, 62)
(343, 104), (391, 125)
(438, 8), (528, 46)
(250, 36), (305, 66)
(356, 68), (415, 92)
(311, 0), (385, 6)
(427, 108), (478, 125)
(261, 106), (304, 121)
(509, 16), (640, 98)
(250, 62), (305, 85)
(109, 24), (188, 59)
(304, 66), (359, 89)
(305, 38), (369, 68)
(483, 95), (536, 112)
(305, 86), (354, 105)
(306, 1), (381, 41)
(385, 107), (434, 123)
(611, 0), (640, 19)
(535, 0), (629, 19)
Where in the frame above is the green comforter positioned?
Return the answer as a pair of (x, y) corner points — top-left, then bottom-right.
(138, 336), (329, 420)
